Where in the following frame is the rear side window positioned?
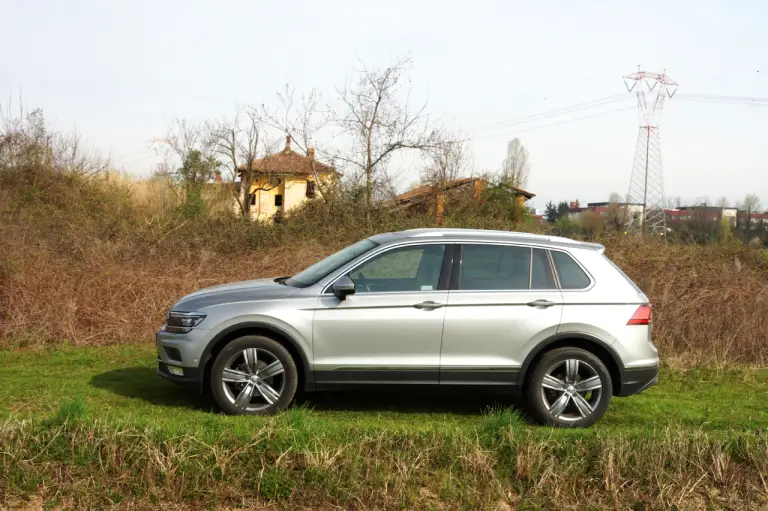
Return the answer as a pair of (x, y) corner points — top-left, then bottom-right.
(460, 244), (530, 290)
(551, 251), (591, 289)
(531, 248), (556, 289)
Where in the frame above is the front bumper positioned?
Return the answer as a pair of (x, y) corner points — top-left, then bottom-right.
(156, 329), (209, 390)
(617, 365), (659, 397)
(157, 360), (204, 389)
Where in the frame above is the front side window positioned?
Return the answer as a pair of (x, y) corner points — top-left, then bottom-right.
(348, 244), (446, 293)
(551, 251), (591, 289)
(284, 239), (378, 288)
(460, 244), (531, 290)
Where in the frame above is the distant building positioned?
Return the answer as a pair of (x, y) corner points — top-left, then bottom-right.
(567, 202), (644, 226)
(670, 206), (739, 225)
(736, 211), (768, 227)
(391, 177), (535, 223)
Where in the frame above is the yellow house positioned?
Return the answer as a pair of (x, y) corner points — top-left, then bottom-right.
(237, 136), (339, 222)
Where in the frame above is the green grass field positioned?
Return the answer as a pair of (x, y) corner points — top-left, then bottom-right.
(1, 346), (767, 509)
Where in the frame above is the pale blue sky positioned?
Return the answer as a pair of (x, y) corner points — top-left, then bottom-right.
(2, 0), (766, 210)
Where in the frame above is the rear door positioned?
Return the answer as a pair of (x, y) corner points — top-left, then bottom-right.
(440, 243), (563, 385)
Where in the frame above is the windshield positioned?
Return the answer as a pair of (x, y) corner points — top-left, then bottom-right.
(284, 239), (379, 288)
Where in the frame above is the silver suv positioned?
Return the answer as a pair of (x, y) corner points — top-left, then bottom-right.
(156, 228), (658, 427)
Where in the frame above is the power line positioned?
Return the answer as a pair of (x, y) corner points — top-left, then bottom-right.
(112, 152), (158, 166)
(675, 95), (768, 106)
(110, 147), (155, 162)
(677, 93), (768, 102)
(467, 105), (635, 142)
(469, 94), (630, 134)
(464, 91), (768, 143)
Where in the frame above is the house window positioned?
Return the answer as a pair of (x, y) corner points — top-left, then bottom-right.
(306, 180), (316, 198)
(249, 193), (256, 206)
(275, 194), (283, 207)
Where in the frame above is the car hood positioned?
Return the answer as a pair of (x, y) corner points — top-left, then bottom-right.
(172, 277), (300, 311)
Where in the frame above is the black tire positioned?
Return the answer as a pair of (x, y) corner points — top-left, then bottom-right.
(210, 335), (298, 415)
(525, 347), (612, 428)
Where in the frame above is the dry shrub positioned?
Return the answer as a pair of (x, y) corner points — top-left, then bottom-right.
(1, 113), (767, 364)
(605, 235), (768, 366)
(2, 206), (767, 366)
(2, 173), (768, 366)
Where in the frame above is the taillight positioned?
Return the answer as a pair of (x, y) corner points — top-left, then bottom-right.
(627, 304), (652, 325)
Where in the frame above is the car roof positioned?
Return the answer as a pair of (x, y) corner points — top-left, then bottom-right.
(371, 228), (605, 252)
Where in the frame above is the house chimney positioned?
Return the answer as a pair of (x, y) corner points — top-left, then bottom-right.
(308, 148), (315, 160)
(284, 135), (291, 153)
(570, 201), (578, 209)
(214, 171), (222, 183)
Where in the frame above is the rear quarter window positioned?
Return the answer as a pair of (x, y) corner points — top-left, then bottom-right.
(551, 251), (591, 290)
(601, 254), (644, 294)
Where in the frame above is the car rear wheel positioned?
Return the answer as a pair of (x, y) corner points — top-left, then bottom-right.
(525, 347), (612, 427)
(210, 335), (298, 415)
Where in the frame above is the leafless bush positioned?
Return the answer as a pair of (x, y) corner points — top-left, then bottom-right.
(0, 105), (108, 180)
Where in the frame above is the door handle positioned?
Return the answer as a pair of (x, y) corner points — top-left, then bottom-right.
(413, 301), (444, 310)
(527, 299), (558, 308)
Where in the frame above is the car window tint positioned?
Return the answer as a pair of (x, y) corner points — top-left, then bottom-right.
(460, 244), (531, 290)
(551, 251), (591, 289)
(531, 249), (556, 289)
(349, 244), (445, 293)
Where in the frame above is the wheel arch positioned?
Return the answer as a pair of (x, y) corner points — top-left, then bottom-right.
(518, 333), (624, 396)
(200, 322), (314, 392)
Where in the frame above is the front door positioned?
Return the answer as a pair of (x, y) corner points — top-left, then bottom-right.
(313, 243), (451, 387)
(440, 243), (563, 386)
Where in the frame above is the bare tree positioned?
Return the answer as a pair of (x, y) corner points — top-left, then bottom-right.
(208, 108), (263, 216)
(1, 105), (108, 177)
(153, 117), (214, 191)
(741, 193), (761, 214)
(693, 196), (710, 207)
(329, 56), (438, 213)
(716, 196), (729, 208)
(500, 138), (530, 189)
(608, 191), (623, 204)
(606, 192), (626, 230)
(261, 85), (337, 202)
(421, 129), (470, 190)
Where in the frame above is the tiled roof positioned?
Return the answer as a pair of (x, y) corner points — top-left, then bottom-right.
(238, 136), (338, 176)
(393, 178), (535, 205)
(394, 177), (480, 203)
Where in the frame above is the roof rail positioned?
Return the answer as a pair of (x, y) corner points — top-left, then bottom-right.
(401, 228), (604, 251)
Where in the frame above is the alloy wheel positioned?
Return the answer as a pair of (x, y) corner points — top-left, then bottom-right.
(220, 348), (286, 412)
(540, 358), (603, 422)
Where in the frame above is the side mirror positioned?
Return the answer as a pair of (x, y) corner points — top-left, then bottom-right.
(332, 275), (356, 301)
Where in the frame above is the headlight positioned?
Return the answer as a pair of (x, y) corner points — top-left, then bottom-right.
(164, 311), (206, 333)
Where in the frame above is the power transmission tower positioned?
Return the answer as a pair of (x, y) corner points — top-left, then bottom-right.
(623, 68), (678, 236)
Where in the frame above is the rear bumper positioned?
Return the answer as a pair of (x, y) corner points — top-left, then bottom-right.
(617, 365), (658, 397)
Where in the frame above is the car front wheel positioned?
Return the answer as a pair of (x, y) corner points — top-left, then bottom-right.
(210, 335), (298, 415)
(525, 347), (612, 427)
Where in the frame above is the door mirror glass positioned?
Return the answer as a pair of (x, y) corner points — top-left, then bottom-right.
(332, 275), (356, 300)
